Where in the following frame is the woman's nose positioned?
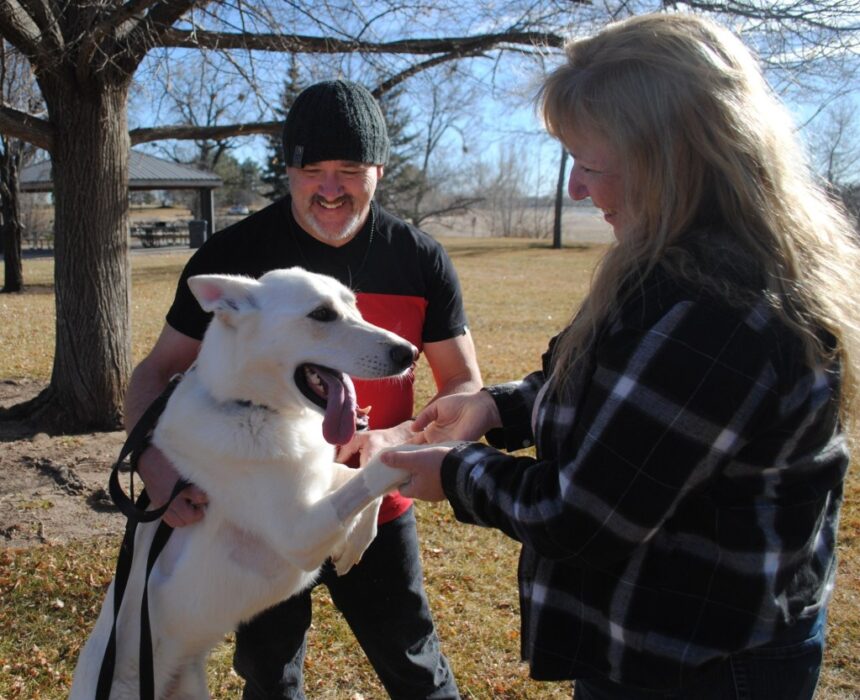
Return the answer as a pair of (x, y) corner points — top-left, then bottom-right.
(568, 171), (588, 201)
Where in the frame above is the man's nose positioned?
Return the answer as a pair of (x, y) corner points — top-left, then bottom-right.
(318, 172), (343, 198)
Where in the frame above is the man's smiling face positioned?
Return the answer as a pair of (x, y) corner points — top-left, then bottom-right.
(288, 160), (383, 247)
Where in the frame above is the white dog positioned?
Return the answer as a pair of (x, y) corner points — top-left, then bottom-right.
(71, 267), (415, 700)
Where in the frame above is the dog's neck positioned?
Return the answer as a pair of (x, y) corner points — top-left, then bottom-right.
(186, 366), (277, 414)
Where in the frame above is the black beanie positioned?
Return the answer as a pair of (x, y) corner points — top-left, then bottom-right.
(282, 80), (390, 168)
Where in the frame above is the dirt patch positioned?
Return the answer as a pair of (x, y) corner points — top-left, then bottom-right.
(0, 379), (127, 548)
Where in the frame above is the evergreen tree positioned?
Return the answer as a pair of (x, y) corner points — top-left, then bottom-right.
(214, 154), (262, 205)
(261, 56), (303, 199)
(374, 89), (423, 218)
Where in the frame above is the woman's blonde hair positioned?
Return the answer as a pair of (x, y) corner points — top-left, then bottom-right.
(539, 12), (860, 429)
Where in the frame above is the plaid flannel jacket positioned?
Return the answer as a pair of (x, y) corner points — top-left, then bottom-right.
(440, 266), (848, 691)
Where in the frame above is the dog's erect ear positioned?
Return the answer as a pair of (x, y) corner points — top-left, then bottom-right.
(187, 274), (260, 327)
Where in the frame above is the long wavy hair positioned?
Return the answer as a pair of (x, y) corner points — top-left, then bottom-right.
(539, 13), (860, 430)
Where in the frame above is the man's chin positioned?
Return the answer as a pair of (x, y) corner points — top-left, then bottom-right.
(306, 212), (364, 244)
(307, 221), (361, 244)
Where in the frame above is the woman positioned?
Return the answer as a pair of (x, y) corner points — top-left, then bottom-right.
(383, 13), (860, 699)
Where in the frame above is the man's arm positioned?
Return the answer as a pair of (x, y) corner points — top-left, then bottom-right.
(422, 328), (483, 401)
(338, 329), (482, 464)
(125, 324), (206, 527)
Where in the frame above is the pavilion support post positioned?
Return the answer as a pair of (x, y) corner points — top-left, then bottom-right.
(200, 188), (215, 239)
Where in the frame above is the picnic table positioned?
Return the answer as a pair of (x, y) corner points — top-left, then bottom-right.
(130, 222), (190, 248)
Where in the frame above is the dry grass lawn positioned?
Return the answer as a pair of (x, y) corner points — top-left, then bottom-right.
(0, 237), (857, 699)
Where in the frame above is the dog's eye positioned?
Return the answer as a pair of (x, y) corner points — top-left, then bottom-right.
(308, 306), (338, 322)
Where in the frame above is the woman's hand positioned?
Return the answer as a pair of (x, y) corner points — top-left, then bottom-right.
(411, 390), (501, 444)
(381, 445), (454, 501)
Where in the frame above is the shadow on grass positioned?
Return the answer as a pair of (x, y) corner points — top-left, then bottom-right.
(443, 239), (599, 260)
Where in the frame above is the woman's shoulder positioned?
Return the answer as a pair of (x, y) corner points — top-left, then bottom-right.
(614, 265), (807, 382)
(624, 229), (763, 318)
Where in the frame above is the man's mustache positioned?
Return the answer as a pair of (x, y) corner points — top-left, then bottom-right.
(312, 195), (352, 207)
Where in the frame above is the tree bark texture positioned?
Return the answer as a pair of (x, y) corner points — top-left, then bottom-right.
(0, 139), (24, 292)
(39, 79), (132, 430)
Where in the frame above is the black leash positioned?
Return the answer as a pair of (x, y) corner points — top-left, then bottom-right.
(96, 376), (190, 700)
(107, 376), (187, 523)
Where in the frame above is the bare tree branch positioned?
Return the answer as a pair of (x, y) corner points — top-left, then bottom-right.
(77, 0), (161, 68)
(156, 28), (565, 54)
(674, 1), (860, 32)
(0, 1), (57, 62)
(0, 104), (52, 150)
(372, 50), (488, 98)
(137, 0), (202, 46)
(16, 0), (64, 53)
(130, 120), (282, 144)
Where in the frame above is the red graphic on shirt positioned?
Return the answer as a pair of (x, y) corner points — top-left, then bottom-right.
(352, 292), (428, 523)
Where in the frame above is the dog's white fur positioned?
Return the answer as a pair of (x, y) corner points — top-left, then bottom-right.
(70, 268), (415, 700)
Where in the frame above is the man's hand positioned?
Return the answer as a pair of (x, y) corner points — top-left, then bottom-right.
(137, 445), (208, 528)
(337, 421), (415, 466)
(410, 390), (501, 445)
(124, 325), (206, 528)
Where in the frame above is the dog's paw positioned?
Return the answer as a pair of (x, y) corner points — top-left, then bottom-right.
(331, 531), (370, 575)
(331, 543), (362, 576)
(331, 503), (379, 575)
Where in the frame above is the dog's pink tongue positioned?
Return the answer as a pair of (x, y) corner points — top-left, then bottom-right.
(315, 368), (358, 445)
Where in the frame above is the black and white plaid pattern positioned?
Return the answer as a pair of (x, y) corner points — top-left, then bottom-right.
(440, 268), (848, 690)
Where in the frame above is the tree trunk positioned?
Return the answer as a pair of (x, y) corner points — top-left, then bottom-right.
(552, 145), (568, 250)
(36, 80), (133, 431)
(0, 139), (24, 293)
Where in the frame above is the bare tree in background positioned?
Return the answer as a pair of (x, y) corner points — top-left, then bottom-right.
(810, 99), (860, 228)
(140, 53), (253, 170)
(813, 100), (860, 184)
(481, 142), (531, 237)
(553, 146), (569, 249)
(0, 41), (40, 293)
(0, 131), (23, 292)
(405, 70), (482, 226)
(380, 67), (485, 227)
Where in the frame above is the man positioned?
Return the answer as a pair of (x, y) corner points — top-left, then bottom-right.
(125, 80), (481, 699)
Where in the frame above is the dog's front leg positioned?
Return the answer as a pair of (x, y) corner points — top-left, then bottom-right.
(280, 460), (408, 571)
(325, 463), (384, 575)
(328, 456), (409, 526)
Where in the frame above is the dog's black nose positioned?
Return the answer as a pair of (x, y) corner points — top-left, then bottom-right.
(390, 343), (418, 368)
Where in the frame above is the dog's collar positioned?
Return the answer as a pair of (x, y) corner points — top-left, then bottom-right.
(233, 399), (276, 413)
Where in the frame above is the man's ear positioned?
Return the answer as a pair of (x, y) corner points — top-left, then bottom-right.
(187, 274), (260, 327)
(376, 164), (384, 180)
